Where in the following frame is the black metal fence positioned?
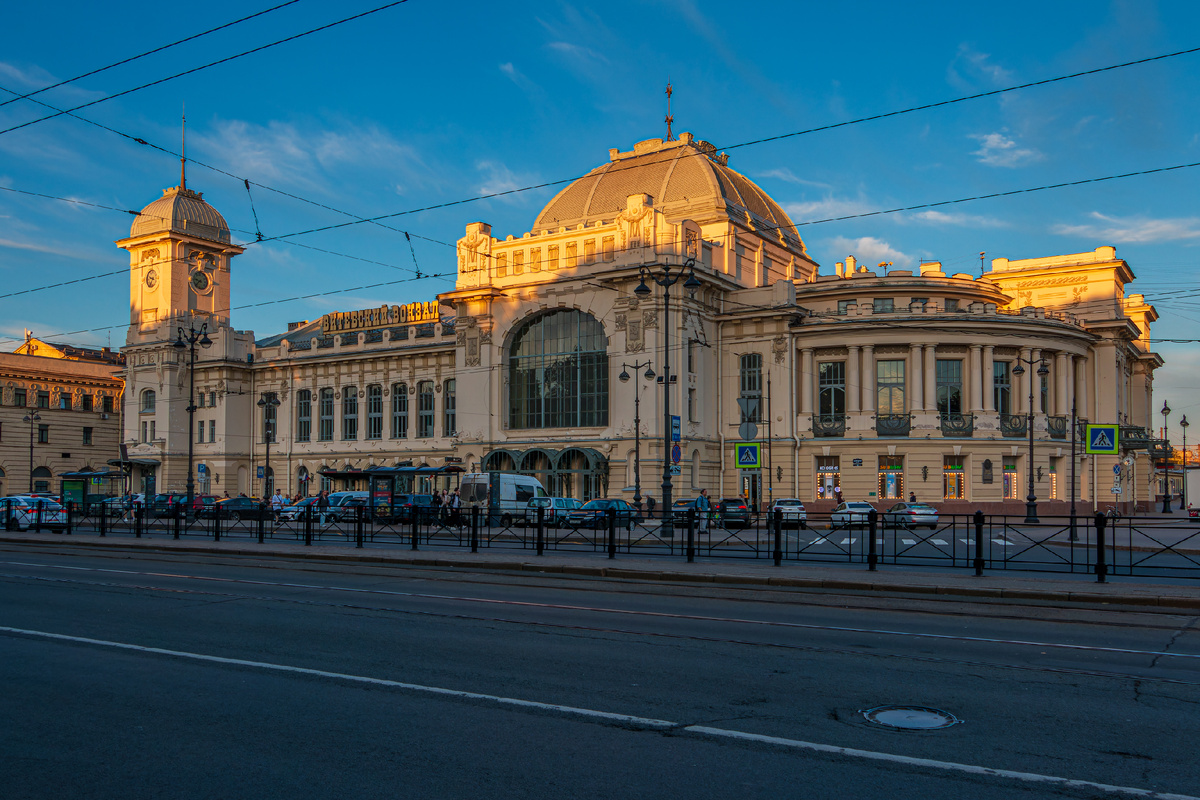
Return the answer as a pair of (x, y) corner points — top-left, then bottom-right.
(8, 499), (1200, 582)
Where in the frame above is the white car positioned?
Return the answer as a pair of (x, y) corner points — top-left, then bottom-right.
(768, 498), (807, 529)
(830, 501), (876, 529)
(2, 496), (68, 530)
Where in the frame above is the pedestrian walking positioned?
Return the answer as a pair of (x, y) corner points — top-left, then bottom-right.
(909, 491), (917, 503)
(646, 495), (656, 517)
(317, 490), (330, 524)
(270, 489), (285, 523)
(697, 488), (710, 533)
(450, 489), (462, 527)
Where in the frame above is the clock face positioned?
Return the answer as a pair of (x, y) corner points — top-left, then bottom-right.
(191, 271), (210, 291)
(145, 269), (157, 289)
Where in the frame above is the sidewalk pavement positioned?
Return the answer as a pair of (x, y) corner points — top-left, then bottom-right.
(2, 530), (1198, 612)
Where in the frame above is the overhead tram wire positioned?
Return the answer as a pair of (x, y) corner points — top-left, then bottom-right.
(0, 0), (412, 137)
(0, 0), (300, 110)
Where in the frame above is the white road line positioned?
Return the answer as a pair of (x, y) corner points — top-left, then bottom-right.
(993, 539), (1014, 546)
(902, 539), (916, 545)
(811, 537), (826, 544)
(931, 539), (948, 545)
(2, 625), (1194, 800)
(840, 538), (857, 545)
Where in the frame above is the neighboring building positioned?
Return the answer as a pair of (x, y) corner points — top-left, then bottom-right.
(0, 333), (124, 495)
(116, 133), (1163, 511)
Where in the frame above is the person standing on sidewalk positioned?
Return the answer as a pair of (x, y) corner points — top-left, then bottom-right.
(270, 489), (285, 523)
(316, 490), (330, 524)
(697, 488), (710, 533)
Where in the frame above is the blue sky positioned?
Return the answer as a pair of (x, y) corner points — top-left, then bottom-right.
(2, 0), (1199, 436)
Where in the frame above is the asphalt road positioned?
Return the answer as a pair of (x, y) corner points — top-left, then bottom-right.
(1, 544), (1197, 799)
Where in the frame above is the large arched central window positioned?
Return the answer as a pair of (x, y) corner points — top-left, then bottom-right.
(509, 309), (608, 429)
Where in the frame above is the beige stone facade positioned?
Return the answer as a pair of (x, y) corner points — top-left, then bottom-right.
(116, 134), (1162, 513)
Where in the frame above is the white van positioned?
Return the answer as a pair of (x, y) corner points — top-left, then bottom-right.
(460, 472), (548, 526)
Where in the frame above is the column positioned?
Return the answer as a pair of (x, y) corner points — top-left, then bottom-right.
(800, 348), (814, 415)
(847, 346), (860, 413)
(1055, 351), (1069, 415)
(862, 345), (875, 412)
(969, 344), (983, 413)
(983, 345), (995, 412)
(1075, 355), (1088, 422)
(1018, 347), (1032, 413)
(909, 343), (923, 412)
(924, 344), (937, 413)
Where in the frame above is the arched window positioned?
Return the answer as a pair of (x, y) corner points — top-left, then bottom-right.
(297, 466), (310, 496)
(509, 310), (608, 429)
(296, 390), (312, 442)
(318, 389), (334, 441)
(32, 466), (52, 494)
(342, 388), (358, 440)
(391, 383), (408, 439)
(366, 385), (383, 440)
(443, 380), (456, 436)
(140, 389), (156, 413)
(417, 381), (435, 438)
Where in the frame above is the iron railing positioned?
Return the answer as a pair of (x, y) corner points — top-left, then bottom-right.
(875, 414), (912, 437)
(938, 413), (975, 437)
(811, 414), (846, 438)
(1000, 413), (1026, 437)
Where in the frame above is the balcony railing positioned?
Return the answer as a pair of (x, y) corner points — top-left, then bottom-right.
(875, 413), (912, 437)
(1000, 413), (1027, 438)
(811, 414), (847, 438)
(1121, 425), (1151, 450)
(939, 413), (975, 437)
(1047, 415), (1068, 440)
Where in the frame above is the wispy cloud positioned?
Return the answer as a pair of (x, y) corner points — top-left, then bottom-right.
(784, 196), (875, 223)
(0, 236), (91, 258)
(476, 160), (535, 202)
(499, 62), (545, 103)
(826, 236), (914, 269)
(908, 210), (1008, 228)
(1053, 212), (1200, 243)
(755, 168), (831, 190)
(946, 44), (1013, 90)
(969, 131), (1043, 168)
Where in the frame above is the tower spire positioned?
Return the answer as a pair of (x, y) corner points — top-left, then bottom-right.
(664, 81), (674, 142)
(180, 103), (187, 190)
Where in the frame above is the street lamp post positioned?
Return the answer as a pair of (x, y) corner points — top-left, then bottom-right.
(172, 322), (212, 506)
(1161, 400), (1172, 513)
(634, 257), (700, 539)
(1182, 414), (1189, 514)
(618, 361), (656, 513)
(257, 391), (281, 498)
(23, 412), (41, 493)
(1011, 353), (1050, 523)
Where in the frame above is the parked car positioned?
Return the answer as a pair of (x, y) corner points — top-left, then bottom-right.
(278, 496), (320, 522)
(147, 493), (213, 519)
(881, 502), (939, 529)
(566, 499), (641, 529)
(521, 496), (584, 526)
(831, 501), (877, 529)
(671, 497), (705, 521)
(325, 491), (370, 522)
(768, 498), (807, 529)
(198, 496), (272, 522)
(2, 496), (67, 530)
(717, 498), (751, 528)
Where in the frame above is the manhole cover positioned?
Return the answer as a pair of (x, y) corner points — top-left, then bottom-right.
(862, 706), (960, 730)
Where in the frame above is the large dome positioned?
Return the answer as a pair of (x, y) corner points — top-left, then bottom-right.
(534, 133), (805, 252)
(129, 185), (231, 244)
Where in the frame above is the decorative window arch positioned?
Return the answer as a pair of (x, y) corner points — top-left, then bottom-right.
(140, 389), (156, 413)
(508, 309), (608, 429)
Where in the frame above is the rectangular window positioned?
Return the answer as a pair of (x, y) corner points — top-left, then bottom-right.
(877, 455), (904, 499)
(873, 297), (894, 313)
(817, 361), (846, 418)
(102, 395), (114, 414)
(197, 421), (204, 443)
(945, 299), (960, 312)
(687, 341), (696, 374)
(82, 394), (93, 412)
(82, 427), (93, 445)
(150, 421), (155, 441)
(513, 250), (524, 275)
(342, 389), (358, 440)
(1040, 372), (1050, 413)
(37, 391), (49, 409)
(443, 379), (456, 436)
(584, 240), (595, 264)
(935, 359), (963, 415)
(688, 388), (697, 423)
(566, 242), (577, 268)
(815, 456), (841, 500)
(761, 253), (771, 287)
(496, 253), (507, 277)
(876, 360), (906, 414)
(208, 420), (216, 442)
(318, 389), (334, 441)
(37, 424), (49, 443)
(944, 456), (964, 500)
(547, 245), (559, 270)
(391, 383), (408, 439)
(1003, 460), (1019, 499)
(417, 381), (435, 438)
(735, 243), (745, 280)
(738, 354), (762, 423)
(59, 394), (71, 410)
(837, 300), (856, 315)
(602, 236), (615, 261)
(296, 390), (312, 443)
(14, 389), (27, 407)
(141, 421), (148, 443)
(994, 362), (1011, 414)
(209, 391), (216, 407)
(366, 385), (383, 440)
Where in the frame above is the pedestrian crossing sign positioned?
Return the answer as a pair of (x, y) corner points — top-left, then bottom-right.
(1085, 424), (1119, 455)
(735, 443), (761, 469)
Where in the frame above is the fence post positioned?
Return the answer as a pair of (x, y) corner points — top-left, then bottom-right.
(470, 506), (480, 553)
(867, 509), (878, 571)
(686, 508), (696, 563)
(65, 502), (74, 536)
(34, 500), (43, 533)
(254, 503), (263, 543)
(773, 508), (783, 566)
(304, 504), (313, 546)
(410, 506), (419, 550)
(973, 510), (985, 576)
(135, 506), (143, 539)
(536, 505), (545, 556)
(355, 505), (364, 548)
(1094, 511), (1107, 584)
(607, 508), (616, 559)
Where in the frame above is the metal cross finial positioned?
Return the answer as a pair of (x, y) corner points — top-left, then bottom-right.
(665, 81), (674, 141)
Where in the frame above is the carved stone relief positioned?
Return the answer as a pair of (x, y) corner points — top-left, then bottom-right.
(643, 309), (658, 329)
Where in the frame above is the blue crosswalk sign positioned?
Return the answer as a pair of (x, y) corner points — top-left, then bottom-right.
(735, 443), (761, 469)
(1085, 424), (1119, 455)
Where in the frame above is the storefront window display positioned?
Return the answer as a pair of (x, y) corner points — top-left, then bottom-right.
(878, 455), (904, 499)
(816, 456), (840, 501)
(943, 456), (965, 499)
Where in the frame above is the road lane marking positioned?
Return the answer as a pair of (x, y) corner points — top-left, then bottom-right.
(2, 625), (1195, 800)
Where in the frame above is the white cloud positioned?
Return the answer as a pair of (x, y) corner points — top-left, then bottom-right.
(755, 168), (831, 190)
(783, 196), (875, 223)
(826, 236), (914, 269)
(499, 62), (545, 102)
(0, 236), (91, 258)
(908, 210), (1008, 228)
(476, 160), (531, 201)
(946, 44), (1013, 90)
(1052, 212), (1200, 243)
(969, 131), (1043, 168)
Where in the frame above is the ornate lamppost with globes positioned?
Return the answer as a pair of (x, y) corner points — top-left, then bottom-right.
(172, 322), (212, 506)
(1182, 414), (1189, 514)
(1011, 353), (1050, 523)
(618, 360), (655, 513)
(257, 391), (281, 498)
(1161, 400), (1172, 513)
(634, 257), (700, 539)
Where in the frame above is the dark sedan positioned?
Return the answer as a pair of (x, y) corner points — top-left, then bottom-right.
(199, 496), (272, 522)
(717, 498), (751, 528)
(565, 499), (641, 529)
